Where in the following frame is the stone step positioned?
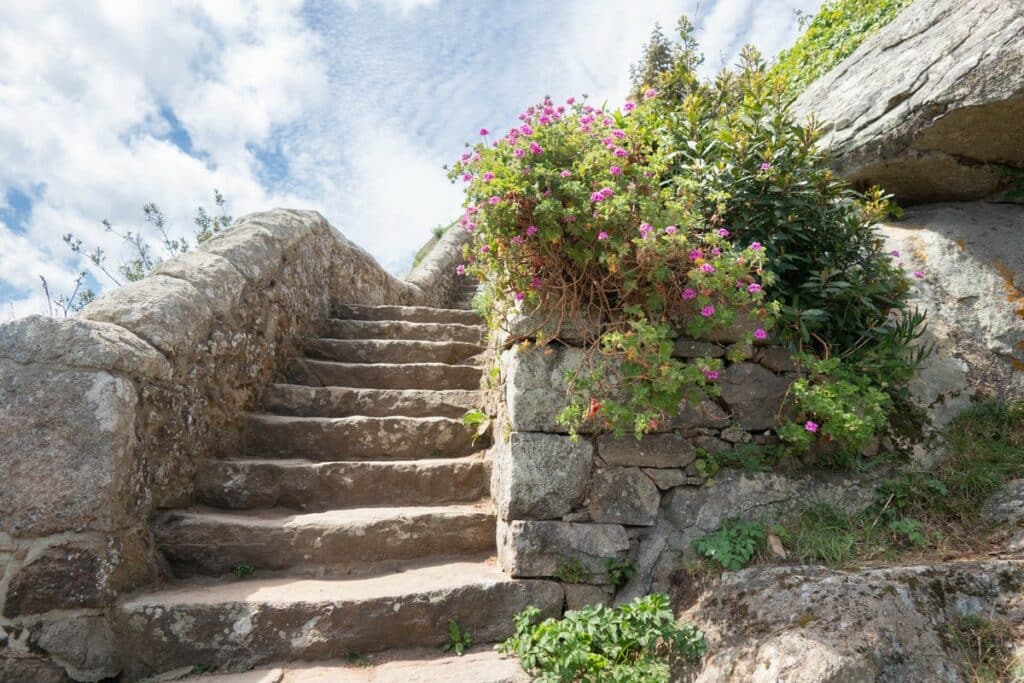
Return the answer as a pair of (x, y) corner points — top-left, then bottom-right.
(285, 359), (483, 391)
(245, 414), (486, 460)
(169, 648), (529, 682)
(195, 457), (490, 511)
(302, 338), (484, 365)
(316, 319), (485, 344)
(334, 304), (481, 326)
(153, 505), (496, 577)
(262, 384), (480, 419)
(114, 562), (563, 679)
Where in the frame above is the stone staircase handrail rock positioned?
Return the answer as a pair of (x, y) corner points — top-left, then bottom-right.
(0, 208), (473, 682)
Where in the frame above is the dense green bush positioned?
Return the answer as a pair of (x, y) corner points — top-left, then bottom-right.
(500, 594), (705, 682)
(451, 17), (920, 448)
(693, 518), (765, 570)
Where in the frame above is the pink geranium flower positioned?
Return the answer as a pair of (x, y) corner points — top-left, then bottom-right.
(700, 305), (715, 318)
(682, 288), (697, 300)
(804, 420), (819, 433)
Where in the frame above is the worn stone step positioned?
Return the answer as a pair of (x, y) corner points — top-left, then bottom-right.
(302, 338), (484, 365)
(153, 504), (496, 577)
(245, 414), (486, 460)
(262, 385), (480, 419)
(114, 562), (564, 679)
(286, 359), (483, 390)
(170, 648), (529, 682)
(195, 457), (490, 511)
(334, 304), (482, 325)
(316, 319), (485, 344)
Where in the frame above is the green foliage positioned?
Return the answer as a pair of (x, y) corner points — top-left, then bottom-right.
(777, 502), (856, 566)
(231, 562), (254, 578)
(772, 0), (914, 97)
(604, 557), (637, 588)
(778, 400), (1024, 565)
(432, 224), (448, 240)
(944, 614), (1017, 683)
(777, 355), (891, 458)
(500, 594), (705, 682)
(554, 559), (592, 584)
(694, 519), (765, 571)
(462, 409), (491, 446)
(442, 619), (472, 656)
(453, 19), (917, 444)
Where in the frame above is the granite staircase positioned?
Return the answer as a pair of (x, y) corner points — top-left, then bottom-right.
(114, 302), (560, 681)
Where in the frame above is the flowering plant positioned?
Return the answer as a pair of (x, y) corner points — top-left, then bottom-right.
(449, 93), (776, 437)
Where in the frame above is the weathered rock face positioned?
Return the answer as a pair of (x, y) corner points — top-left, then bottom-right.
(792, 0), (1024, 203)
(0, 209), (468, 681)
(491, 433), (592, 520)
(879, 202), (1024, 404)
(678, 560), (1024, 682)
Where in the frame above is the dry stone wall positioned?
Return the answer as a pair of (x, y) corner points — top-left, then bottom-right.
(491, 332), (877, 606)
(0, 210), (467, 681)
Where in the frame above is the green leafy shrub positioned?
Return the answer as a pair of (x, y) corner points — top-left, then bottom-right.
(451, 19), (918, 444)
(693, 519), (765, 570)
(771, 0), (914, 97)
(500, 594), (705, 682)
(777, 355), (890, 458)
(442, 619), (472, 656)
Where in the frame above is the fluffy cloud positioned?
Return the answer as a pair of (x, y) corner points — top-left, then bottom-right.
(0, 0), (823, 318)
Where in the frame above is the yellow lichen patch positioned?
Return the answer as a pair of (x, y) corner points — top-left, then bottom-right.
(992, 261), (1024, 317)
(955, 238), (967, 251)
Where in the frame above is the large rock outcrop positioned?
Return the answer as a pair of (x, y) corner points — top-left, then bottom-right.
(793, 0), (1024, 203)
(679, 560), (1024, 682)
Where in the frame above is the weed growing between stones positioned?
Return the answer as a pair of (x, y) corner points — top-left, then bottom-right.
(450, 19), (922, 453)
(442, 619), (472, 657)
(693, 519), (766, 571)
(500, 594), (704, 682)
(605, 557), (637, 588)
(554, 559), (591, 584)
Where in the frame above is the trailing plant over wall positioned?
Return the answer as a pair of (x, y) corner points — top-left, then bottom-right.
(450, 19), (921, 448)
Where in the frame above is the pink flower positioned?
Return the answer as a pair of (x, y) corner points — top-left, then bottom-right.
(703, 369), (719, 381)
(489, 196), (500, 205)
(750, 241), (762, 251)
(482, 171), (495, 182)
(455, 264), (466, 276)
(889, 250), (900, 258)
(514, 148), (525, 158)
(623, 101), (636, 112)
(520, 124), (534, 136)
(515, 291), (525, 302)
(566, 96), (576, 105)
(644, 88), (658, 99)
(480, 245), (489, 254)
(479, 128), (489, 136)
(613, 147), (628, 158)
(462, 173), (473, 182)
(530, 277), (542, 289)
(689, 249), (703, 260)
(602, 117), (613, 126)
(700, 263), (715, 274)
(597, 231), (610, 241)
(913, 270), (924, 279)
(560, 169), (573, 177)
(638, 222), (654, 238)
(718, 228), (730, 238)
(700, 305), (715, 318)
(682, 288), (697, 300)
(754, 328), (768, 340)
(529, 142), (544, 155)
(609, 165), (623, 176)
(664, 225), (677, 235)
(747, 283), (762, 293)
(804, 420), (819, 433)
(612, 129), (626, 139)
(526, 225), (538, 236)
(511, 235), (525, 244)
(710, 247), (721, 256)
(760, 162), (771, 171)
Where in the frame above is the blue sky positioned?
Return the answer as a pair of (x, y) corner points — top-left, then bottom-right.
(0, 0), (821, 319)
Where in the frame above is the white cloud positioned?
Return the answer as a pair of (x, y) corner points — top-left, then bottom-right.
(0, 0), (825, 319)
